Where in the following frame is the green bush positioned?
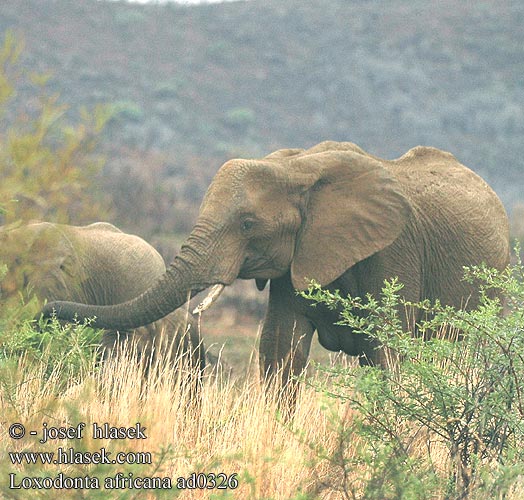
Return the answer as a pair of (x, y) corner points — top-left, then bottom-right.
(110, 100), (145, 123)
(0, 315), (101, 389)
(0, 268), (100, 388)
(223, 107), (256, 130)
(301, 248), (524, 499)
(0, 31), (111, 225)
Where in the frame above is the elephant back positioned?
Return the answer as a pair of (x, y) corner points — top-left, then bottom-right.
(76, 224), (166, 304)
(389, 146), (509, 268)
(387, 147), (510, 306)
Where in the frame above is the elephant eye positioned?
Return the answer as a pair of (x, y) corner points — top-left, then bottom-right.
(240, 218), (255, 233)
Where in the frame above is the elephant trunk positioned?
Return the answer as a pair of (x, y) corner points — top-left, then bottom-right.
(42, 228), (233, 330)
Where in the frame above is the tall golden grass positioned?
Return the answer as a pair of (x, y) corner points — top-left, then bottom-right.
(1, 325), (523, 499)
(0, 332), (354, 499)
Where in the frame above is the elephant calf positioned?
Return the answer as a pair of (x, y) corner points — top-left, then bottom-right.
(0, 222), (204, 382)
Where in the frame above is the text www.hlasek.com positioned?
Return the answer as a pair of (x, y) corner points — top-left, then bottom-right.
(9, 447), (150, 465)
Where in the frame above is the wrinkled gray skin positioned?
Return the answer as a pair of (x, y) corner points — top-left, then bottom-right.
(43, 142), (510, 396)
(1, 222), (204, 377)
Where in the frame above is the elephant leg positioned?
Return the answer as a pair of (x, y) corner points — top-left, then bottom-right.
(259, 276), (314, 414)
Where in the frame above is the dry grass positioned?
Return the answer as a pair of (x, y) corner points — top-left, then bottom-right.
(0, 337), (353, 499)
(2, 326), (524, 499)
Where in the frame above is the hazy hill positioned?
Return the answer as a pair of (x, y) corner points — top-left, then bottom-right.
(1, 0), (523, 237)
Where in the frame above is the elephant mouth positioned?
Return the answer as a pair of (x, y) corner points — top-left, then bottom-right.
(193, 253), (289, 314)
(239, 255), (287, 280)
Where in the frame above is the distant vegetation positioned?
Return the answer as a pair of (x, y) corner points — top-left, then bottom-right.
(0, 32), (110, 226)
(0, 0), (522, 242)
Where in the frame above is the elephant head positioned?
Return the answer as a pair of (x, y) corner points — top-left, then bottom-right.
(1, 222), (84, 309)
(42, 142), (411, 330)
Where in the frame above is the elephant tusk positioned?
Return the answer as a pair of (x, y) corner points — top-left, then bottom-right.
(192, 284), (225, 314)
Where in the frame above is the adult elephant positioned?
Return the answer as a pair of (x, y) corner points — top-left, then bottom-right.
(41, 142), (510, 391)
(1, 222), (204, 378)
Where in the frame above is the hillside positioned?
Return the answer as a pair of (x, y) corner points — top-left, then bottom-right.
(1, 0), (523, 238)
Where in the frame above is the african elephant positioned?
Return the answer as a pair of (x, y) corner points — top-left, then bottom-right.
(42, 142), (510, 394)
(1, 222), (204, 379)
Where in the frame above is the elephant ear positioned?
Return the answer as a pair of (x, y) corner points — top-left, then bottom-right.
(290, 150), (411, 290)
(30, 224), (84, 300)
